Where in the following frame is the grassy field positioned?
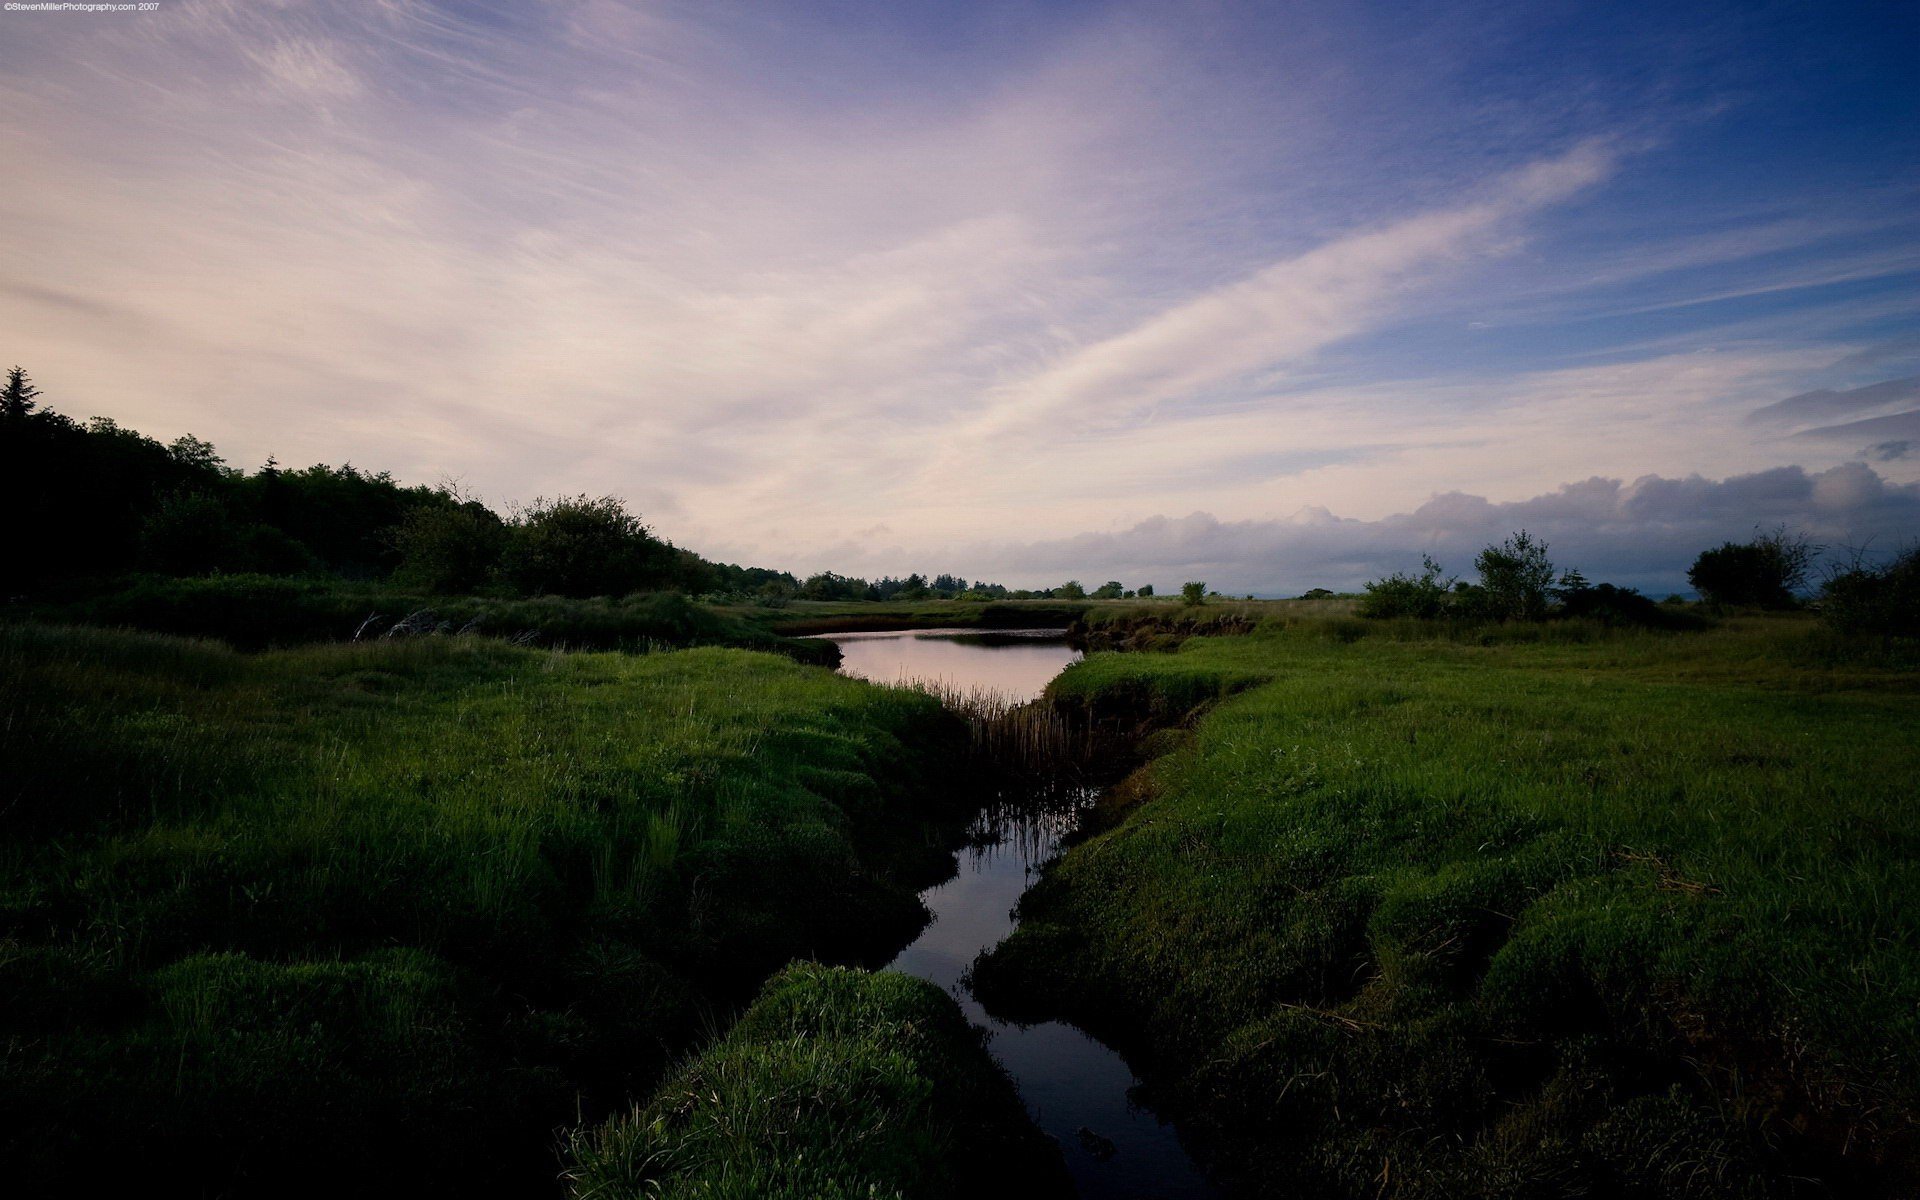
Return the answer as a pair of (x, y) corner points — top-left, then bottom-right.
(570, 962), (1067, 1199)
(718, 596), (1099, 636)
(0, 625), (986, 1195)
(976, 612), (1920, 1197)
(11, 573), (838, 662)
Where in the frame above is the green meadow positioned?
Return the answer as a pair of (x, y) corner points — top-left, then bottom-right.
(0, 625), (994, 1195)
(7, 595), (1918, 1198)
(977, 609), (1920, 1196)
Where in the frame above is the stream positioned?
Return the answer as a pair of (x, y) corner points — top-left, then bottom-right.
(821, 628), (1219, 1199)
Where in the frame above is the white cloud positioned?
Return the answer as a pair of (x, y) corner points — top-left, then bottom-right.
(3, 2), (1915, 581)
(896, 462), (1920, 595)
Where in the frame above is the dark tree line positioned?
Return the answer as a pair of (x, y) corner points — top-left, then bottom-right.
(0, 369), (775, 599)
(0, 368), (1071, 604)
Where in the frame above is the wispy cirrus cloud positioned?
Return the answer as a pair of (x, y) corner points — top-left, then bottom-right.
(2, 0), (1916, 582)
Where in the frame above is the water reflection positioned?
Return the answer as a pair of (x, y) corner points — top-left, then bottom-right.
(889, 792), (1219, 1200)
(818, 628), (1219, 1199)
(824, 627), (1080, 703)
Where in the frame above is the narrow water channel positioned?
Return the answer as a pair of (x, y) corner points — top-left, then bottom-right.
(822, 628), (1220, 1199)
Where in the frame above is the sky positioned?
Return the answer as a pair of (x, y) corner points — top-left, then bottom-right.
(4, 0), (1918, 594)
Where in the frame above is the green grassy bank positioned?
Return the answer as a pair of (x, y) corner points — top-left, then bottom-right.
(570, 962), (1067, 1199)
(720, 597), (1098, 636)
(975, 614), (1920, 1197)
(10, 573), (838, 663)
(0, 625), (988, 1195)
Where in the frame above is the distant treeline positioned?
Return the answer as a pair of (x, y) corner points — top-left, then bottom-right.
(0, 367), (1043, 603)
(1359, 525), (1918, 638)
(790, 573), (1146, 603)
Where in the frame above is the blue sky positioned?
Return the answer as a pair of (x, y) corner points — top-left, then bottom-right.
(3, 0), (1917, 591)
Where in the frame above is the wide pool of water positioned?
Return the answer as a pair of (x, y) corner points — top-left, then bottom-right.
(818, 628), (1219, 1198)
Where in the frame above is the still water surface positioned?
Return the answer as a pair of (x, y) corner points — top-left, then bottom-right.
(822, 628), (1219, 1199)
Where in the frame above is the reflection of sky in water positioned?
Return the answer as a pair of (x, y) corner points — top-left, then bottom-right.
(824, 628), (1081, 703)
(823, 629), (1219, 1198)
(887, 802), (1220, 1199)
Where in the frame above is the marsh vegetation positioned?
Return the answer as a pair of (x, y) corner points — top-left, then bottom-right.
(6, 377), (1918, 1198)
(981, 607), (1920, 1197)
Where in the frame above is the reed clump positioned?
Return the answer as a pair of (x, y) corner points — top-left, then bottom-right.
(882, 677), (1096, 782)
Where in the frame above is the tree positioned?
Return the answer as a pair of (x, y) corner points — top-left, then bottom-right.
(1475, 530), (1555, 621)
(1688, 527), (1815, 608)
(139, 492), (242, 575)
(1, 366), (40, 420)
(391, 498), (507, 593)
(1137, 584), (1154, 598)
(1058, 580), (1087, 599)
(1181, 581), (1206, 607)
(501, 495), (672, 597)
(1091, 580), (1123, 599)
(168, 434), (226, 473)
(1552, 568), (1590, 602)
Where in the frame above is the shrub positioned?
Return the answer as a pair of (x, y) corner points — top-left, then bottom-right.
(1475, 529), (1556, 621)
(1181, 581), (1207, 607)
(1820, 544), (1920, 637)
(1358, 556), (1452, 619)
(139, 491), (244, 575)
(1559, 582), (1708, 631)
(501, 495), (673, 598)
(1688, 527), (1815, 608)
(391, 500), (507, 593)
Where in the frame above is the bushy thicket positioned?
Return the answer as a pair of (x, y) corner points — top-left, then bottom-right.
(1821, 544), (1920, 638)
(1689, 528), (1815, 609)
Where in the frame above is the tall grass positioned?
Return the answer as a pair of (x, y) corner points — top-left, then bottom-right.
(567, 963), (1066, 1200)
(898, 679), (1096, 780)
(0, 625), (972, 1196)
(976, 614), (1920, 1197)
(13, 573), (836, 662)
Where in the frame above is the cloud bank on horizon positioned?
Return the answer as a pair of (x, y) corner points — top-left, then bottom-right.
(2, 0), (1917, 592)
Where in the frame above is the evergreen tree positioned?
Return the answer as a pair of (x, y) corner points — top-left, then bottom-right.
(2, 366), (41, 419)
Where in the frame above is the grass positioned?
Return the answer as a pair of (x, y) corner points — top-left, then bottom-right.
(568, 962), (1067, 1199)
(974, 613), (1920, 1197)
(11, 573), (837, 662)
(0, 624), (978, 1195)
(719, 597), (1098, 636)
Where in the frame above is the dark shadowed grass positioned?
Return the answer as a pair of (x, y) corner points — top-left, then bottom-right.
(12, 573), (836, 662)
(568, 962), (1068, 1200)
(974, 615), (1920, 1197)
(0, 625), (972, 1195)
(725, 598), (1094, 637)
